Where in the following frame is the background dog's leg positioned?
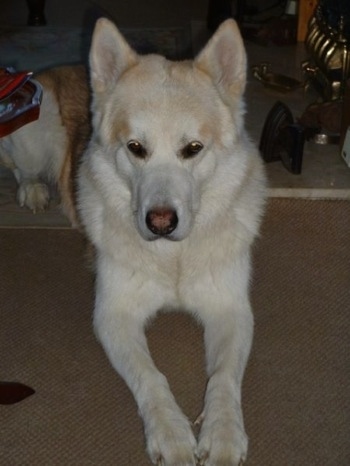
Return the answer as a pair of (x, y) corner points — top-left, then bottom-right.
(94, 278), (197, 466)
(196, 260), (253, 466)
(13, 168), (50, 213)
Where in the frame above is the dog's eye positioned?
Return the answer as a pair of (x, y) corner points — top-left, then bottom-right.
(182, 141), (203, 159)
(127, 140), (147, 158)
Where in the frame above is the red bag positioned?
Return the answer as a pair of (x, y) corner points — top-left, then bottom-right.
(0, 69), (32, 100)
(0, 68), (42, 137)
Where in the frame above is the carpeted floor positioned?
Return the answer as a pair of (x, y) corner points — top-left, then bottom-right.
(1, 198), (349, 465)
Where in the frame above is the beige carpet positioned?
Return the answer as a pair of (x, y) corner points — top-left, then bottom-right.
(1, 199), (349, 465)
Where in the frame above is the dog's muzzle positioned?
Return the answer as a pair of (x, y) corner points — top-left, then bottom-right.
(134, 165), (196, 241)
(146, 207), (178, 237)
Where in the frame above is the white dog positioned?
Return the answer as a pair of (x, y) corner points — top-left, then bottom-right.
(77, 18), (266, 466)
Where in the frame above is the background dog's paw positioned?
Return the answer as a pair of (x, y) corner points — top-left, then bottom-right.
(146, 415), (197, 466)
(17, 181), (50, 213)
(197, 415), (248, 466)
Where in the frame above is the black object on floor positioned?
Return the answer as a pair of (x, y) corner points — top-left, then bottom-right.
(0, 382), (35, 405)
(260, 101), (305, 175)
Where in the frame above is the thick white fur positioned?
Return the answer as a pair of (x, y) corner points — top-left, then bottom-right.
(0, 88), (67, 211)
(78, 18), (266, 466)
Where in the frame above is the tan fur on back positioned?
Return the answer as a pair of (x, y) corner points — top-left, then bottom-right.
(36, 65), (91, 226)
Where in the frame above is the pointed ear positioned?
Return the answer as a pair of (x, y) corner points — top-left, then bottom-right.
(89, 18), (138, 93)
(194, 19), (247, 99)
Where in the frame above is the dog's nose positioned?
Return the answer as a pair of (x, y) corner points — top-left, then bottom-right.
(146, 207), (178, 236)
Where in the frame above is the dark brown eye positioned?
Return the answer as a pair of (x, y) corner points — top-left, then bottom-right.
(182, 141), (203, 159)
(127, 140), (147, 158)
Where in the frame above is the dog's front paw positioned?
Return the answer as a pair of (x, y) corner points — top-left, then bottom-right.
(197, 411), (248, 466)
(145, 412), (197, 466)
(17, 180), (50, 213)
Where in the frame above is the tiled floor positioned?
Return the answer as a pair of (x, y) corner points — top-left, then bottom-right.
(245, 41), (350, 198)
(191, 20), (350, 197)
(1, 8), (349, 227)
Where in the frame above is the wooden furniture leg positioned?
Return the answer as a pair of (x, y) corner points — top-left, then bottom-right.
(26, 0), (46, 26)
(297, 0), (318, 41)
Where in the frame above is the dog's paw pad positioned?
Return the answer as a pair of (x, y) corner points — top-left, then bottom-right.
(17, 181), (50, 212)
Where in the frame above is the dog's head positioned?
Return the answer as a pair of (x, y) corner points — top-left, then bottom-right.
(87, 18), (247, 241)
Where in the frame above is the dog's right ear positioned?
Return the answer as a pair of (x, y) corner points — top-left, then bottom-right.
(90, 18), (138, 93)
(194, 19), (247, 101)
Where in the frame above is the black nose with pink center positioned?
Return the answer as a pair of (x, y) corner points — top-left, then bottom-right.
(146, 207), (178, 236)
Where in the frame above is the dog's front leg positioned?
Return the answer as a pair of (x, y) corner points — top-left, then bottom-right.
(13, 169), (50, 213)
(94, 271), (197, 466)
(196, 259), (253, 466)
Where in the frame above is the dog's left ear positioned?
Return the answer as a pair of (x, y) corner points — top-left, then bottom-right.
(90, 18), (138, 93)
(194, 19), (247, 100)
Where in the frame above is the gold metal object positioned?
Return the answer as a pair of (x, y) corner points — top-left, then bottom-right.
(303, 6), (349, 100)
(252, 62), (302, 92)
